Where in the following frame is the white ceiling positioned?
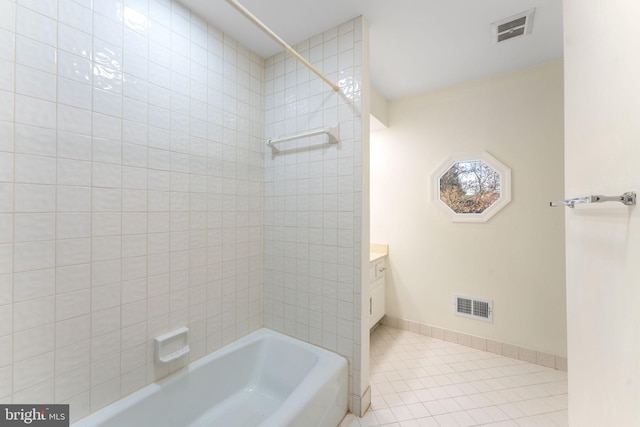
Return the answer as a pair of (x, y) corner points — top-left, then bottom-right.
(178, 0), (563, 100)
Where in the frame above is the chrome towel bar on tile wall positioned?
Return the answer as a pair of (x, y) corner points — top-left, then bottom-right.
(550, 191), (636, 208)
(267, 125), (340, 154)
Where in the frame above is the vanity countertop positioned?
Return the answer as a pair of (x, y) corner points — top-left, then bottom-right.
(370, 243), (388, 262)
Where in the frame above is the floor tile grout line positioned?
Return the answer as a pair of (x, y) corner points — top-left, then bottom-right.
(346, 325), (568, 427)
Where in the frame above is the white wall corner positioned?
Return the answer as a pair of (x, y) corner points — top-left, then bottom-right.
(370, 85), (389, 131)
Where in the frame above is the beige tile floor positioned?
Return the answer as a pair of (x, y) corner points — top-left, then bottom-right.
(341, 326), (568, 427)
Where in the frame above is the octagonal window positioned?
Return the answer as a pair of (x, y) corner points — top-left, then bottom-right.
(432, 152), (511, 222)
(439, 160), (500, 214)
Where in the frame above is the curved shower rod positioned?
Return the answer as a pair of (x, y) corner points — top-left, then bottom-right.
(225, 0), (340, 92)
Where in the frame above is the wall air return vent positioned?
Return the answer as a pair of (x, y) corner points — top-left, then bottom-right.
(491, 8), (535, 45)
(454, 295), (493, 322)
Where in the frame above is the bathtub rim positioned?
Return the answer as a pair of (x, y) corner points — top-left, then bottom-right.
(71, 327), (348, 427)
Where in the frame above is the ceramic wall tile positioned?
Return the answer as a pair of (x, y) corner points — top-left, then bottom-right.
(1, 0), (266, 414)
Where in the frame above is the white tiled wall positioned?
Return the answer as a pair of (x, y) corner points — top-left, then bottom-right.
(263, 17), (365, 411)
(0, 0), (264, 421)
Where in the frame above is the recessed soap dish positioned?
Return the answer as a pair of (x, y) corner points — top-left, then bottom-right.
(155, 327), (190, 364)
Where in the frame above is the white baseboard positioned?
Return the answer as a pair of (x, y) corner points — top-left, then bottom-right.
(381, 315), (567, 372)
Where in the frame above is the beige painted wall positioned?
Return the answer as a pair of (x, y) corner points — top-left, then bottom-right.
(370, 85), (389, 129)
(370, 61), (566, 356)
(564, 0), (640, 425)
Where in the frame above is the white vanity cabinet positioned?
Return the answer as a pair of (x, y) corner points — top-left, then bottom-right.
(369, 254), (387, 328)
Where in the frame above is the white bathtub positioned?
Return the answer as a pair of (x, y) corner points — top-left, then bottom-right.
(73, 329), (348, 427)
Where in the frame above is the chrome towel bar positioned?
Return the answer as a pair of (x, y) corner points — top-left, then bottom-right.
(550, 191), (636, 208)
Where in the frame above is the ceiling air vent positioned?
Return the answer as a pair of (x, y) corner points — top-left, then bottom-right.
(491, 8), (535, 45)
(454, 294), (493, 322)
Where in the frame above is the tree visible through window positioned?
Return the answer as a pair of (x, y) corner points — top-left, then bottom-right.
(439, 160), (501, 214)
